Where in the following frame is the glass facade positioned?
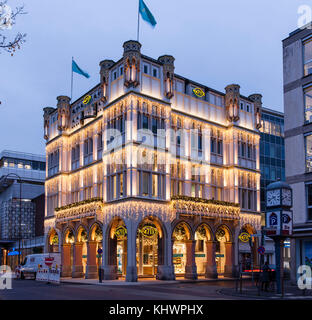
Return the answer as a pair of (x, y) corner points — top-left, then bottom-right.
(0, 157), (46, 171)
(259, 109), (285, 212)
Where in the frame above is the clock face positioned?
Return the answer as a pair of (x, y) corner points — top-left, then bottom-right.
(266, 189), (280, 207)
(282, 189), (292, 207)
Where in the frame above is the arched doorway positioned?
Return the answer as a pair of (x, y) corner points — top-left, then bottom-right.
(48, 229), (59, 253)
(240, 224), (258, 271)
(62, 228), (75, 277)
(136, 217), (164, 278)
(108, 218), (127, 278)
(76, 226), (88, 275)
(172, 222), (191, 276)
(194, 224), (213, 275)
(90, 224), (103, 269)
(215, 225), (232, 275)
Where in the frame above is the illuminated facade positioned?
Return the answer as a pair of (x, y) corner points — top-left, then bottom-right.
(43, 40), (262, 281)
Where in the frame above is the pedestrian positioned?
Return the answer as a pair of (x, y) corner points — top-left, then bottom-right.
(261, 261), (271, 292)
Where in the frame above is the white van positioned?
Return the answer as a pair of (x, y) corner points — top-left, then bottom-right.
(16, 253), (61, 279)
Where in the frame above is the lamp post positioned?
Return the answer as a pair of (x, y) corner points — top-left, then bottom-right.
(2, 173), (22, 265)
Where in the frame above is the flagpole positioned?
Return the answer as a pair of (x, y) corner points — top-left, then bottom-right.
(137, 0), (140, 42)
(71, 57), (74, 101)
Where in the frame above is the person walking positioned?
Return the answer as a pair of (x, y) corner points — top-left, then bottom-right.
(261, 261), (271, 292)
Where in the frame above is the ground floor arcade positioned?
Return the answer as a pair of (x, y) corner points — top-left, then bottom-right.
(45, 199), (261, 282)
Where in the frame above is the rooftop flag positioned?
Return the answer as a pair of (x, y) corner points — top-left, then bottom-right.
(72, 59), (90, 79)
(139, 0), (157, 28)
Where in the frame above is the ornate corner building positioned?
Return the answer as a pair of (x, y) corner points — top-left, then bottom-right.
(43, 40), (262, 281)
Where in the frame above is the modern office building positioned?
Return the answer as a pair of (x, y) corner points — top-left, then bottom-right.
(43, 40), (263, 281)
(283, 24), (312, 283)
(257, 107), (286, 268)
(260, 107), (285, 214)
(0, 150), (45, 266)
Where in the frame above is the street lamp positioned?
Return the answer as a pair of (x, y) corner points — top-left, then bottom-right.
(1, 173), (22, 265)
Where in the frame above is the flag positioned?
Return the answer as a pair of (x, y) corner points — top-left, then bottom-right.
(139, 0), (157, 27)
(72, 59), (90, 79)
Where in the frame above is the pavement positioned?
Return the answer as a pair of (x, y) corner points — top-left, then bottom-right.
(219, 281), (312, 300)
(60, 276), (239, 286)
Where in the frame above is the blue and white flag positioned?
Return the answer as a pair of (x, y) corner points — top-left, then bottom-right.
(139, 0), (157, 27)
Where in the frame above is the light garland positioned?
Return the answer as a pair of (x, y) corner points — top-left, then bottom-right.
(55, 200), (103, 223)
(171, 196), (240, 220)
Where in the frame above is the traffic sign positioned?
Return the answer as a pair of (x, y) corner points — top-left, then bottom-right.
(257, 246), (265, 255)
(44, 257), (54, 267)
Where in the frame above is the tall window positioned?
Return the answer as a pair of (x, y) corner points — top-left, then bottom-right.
(97, 132), (103, 160)
(305, 134), (312, 172)
(304, 39), (312, 76)
(83, 137), (93, 165)
(71, 144), (80, 170)
(305, 87), (312, 123)
(48, 149), (59, 177)
(306, 184), (312, 221)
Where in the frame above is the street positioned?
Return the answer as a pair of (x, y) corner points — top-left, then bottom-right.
(0, 279), (250, 300)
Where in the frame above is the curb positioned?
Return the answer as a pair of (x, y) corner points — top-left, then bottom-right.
(60, 277), (242, 286)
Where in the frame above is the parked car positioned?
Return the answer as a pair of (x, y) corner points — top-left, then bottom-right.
(15, 253), (61, 279)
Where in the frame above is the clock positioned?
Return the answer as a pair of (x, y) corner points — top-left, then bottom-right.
(266, 189), (280, 207)
(282, 188), (292, 207)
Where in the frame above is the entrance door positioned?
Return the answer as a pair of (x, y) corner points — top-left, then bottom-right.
(136, 224), (158, 277)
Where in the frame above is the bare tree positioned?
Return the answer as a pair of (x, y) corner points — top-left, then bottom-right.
(0, 0), (26, 55)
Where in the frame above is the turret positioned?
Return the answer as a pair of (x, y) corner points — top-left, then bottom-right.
(43, 107), (55, 140)
(249, 94), (262, 129)
(225, 84), (240, 122)
(158, 55), (175, 99)
(57, 96), (71, 132)
(123, 40), (141, 88)
(99, 59), (115, 103)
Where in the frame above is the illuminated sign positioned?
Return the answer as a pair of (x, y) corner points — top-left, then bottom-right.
(115, 226), (127, 239)
(238, 232), (250, 243)
(83, 95), (92, 105)
(141, 225), (158, 238)
(192, 88), (205, 98)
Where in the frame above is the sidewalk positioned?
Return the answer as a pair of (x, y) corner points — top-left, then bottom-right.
(219, 281), (312, 299)
(61, 276), (240, 286)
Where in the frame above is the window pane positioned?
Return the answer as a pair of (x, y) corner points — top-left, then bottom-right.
(304, 41), (312, 76)
(306, 135), (312, 172)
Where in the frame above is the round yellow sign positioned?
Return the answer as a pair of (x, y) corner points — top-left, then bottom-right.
(83, 95), (92, 105)
(193, 88), (205, 98)
(238, 232), (250, 242)
(141, 226), (158, 238)
(115, 226), (127, 238)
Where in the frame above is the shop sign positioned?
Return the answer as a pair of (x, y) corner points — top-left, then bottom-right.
(83, 94), (92, 105)
(195, 254), (205, 257)
(115, 226), (127, 238)
(238, 232), (251, 243)
(215, 254), (224, 258)
(141, 225), (158, 238)
(192, 88), (205, 98)
(173, 254), (183, 258)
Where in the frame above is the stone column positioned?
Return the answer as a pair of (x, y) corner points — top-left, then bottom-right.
(204, 241), (218, 279)
(157, 234), (175, 281)
(126, 222), (138, 282)
(185, 240), (197, 280)
(72, 243), (84, 278)
(85, 241), (97, 279)
(61, 244), (72, 277)
(224, 241), (234, 277)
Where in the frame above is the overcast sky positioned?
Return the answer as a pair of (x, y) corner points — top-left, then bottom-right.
(0, 0), (307, 155)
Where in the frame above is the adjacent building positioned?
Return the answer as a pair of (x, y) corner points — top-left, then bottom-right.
(43, 40), (263, 281)
(283, 24), (312, 282)
(0, 150), (45, 267)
